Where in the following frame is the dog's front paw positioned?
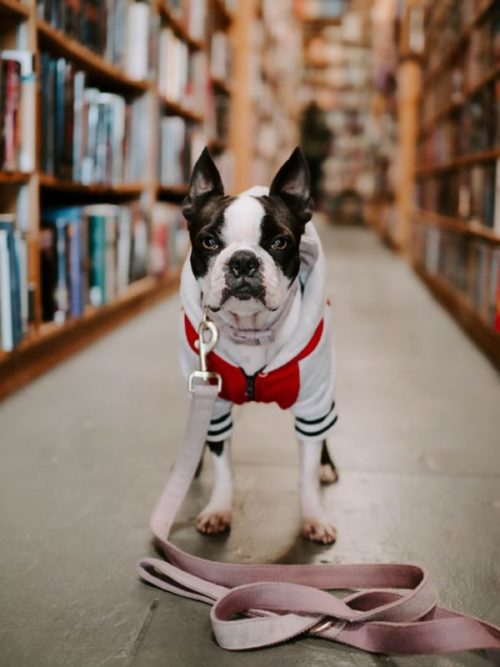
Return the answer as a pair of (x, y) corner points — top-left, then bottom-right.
(301, 517), (337, 544)
(319, 463), (338, 485)
(196, 508), (231, 535)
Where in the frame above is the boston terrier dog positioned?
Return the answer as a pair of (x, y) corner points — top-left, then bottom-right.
(179, 147), (338, 544)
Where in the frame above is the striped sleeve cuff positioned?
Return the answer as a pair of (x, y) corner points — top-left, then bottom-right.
(206, 411), (233, 443)
(294, 401), (338, 440)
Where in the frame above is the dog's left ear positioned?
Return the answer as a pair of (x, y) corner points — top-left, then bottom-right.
(182, 147), (224, 221)
(269, 147), (314, 224)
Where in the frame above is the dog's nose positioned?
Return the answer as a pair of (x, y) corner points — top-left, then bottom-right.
(228, 251), (259, 278)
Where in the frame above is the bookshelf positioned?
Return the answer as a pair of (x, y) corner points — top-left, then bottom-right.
(412, 0), (500, 369)
(0, 0), (235, 399)
(230, 0), (302, 190)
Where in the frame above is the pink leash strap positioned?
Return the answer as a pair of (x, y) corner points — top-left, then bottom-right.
(138, 325), (500, 659)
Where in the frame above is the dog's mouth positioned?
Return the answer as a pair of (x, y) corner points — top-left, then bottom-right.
(221, 279), (265, 305)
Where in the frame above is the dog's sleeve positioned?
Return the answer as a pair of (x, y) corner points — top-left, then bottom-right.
(290, 312), (338, 442)
(179, 318), (234, 443)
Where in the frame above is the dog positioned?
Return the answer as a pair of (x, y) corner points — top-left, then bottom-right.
(179, 146), (338, 544)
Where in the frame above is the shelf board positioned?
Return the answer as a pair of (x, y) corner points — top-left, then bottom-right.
(37, 20), (150, 94)
(159, 96), (204, 123)
(207, 137), (227, 154)
(39, 174), (145, 197)
(0, 273), (180, 402)
(420, 63), (500, 137)
(0, 170), (32, 185)
(416, 148), (500, 175)
(413, 263), (500, 370)
(211, 77), (232, 95)
(425, 0), (497, 86)
(0, 0), (30, 18)
(157, 2), (205, 51)
(414, 208), (500, 245)
(210, 0), (234, 24)
(157, 183), (189, 199)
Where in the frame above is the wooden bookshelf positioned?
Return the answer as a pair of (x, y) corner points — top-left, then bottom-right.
(0, 0), (30, 19)
(415, 209), (500, 245)
(37, 19), (150, 94)
(157, 1), (205, 51)
(0, 170), (32, 184)
(419, 63), (500, 138)
(157, 184), (189, 200)
(414, 264), (500, 370)
(0, 0), (236, 400)
(416, 148), (500, 175)
(39, 174), (145, 198)
(411, 0), (500, 367)
(425, 0), (497, 85)
(159, 96), (204, 124)
(0, 273), (180, 401)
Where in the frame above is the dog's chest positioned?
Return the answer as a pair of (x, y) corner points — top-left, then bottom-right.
(219, 340), (269, 375)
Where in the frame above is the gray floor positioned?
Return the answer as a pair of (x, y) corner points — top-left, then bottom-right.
(1, 224), (499, 667)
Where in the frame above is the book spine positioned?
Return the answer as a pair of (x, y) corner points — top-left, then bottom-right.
(54, 220), (69, 323)
(0, 231), (13, 352)
(88, 215), (106, 306)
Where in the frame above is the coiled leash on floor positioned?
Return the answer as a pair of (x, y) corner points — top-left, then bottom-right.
(138, 313), (500, 659)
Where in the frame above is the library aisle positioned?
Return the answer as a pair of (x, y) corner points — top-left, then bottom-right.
(0, 221), (499, 667)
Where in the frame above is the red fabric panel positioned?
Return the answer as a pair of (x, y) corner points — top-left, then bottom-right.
(184, 316), (324, 409)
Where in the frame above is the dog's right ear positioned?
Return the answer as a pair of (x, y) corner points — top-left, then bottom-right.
(182, 147), (224, 221)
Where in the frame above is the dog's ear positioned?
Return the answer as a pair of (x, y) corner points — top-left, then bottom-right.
(182, 147), (224, 221)
(269, 147), (314, 224)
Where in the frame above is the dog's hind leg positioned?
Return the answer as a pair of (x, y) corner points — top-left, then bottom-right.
(196, 439), (233, 534)
(319, 439), (338, 484)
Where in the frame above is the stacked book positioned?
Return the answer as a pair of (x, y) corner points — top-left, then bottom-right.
(37, 0), (150, 81)
(40, 53), (148, 184)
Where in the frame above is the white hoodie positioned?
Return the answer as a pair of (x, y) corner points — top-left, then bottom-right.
(179, 221), (337, 443)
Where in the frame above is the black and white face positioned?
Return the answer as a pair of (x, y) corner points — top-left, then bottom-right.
(182, 147), (314, 316)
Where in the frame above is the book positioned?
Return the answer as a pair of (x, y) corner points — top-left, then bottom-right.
(42, 207), (85, 318)
(0, 51), (35, 172)
(0, 215), (22, 346)
(0, 229), (13, 352)
(85, 204), (119, 307)
(0, 58), (21, 171)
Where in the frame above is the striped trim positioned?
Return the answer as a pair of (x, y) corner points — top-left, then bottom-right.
(206, 412), (233, 443)
(295, 401), (335, 426)
(295, 414), (338, 438)
(294, 402), (338, 438)
(210, 411), (232, 426)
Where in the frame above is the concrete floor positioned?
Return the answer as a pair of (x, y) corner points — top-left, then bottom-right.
(0, 224), (499, 667)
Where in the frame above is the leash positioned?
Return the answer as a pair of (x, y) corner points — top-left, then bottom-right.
(138, 315), (500, 659)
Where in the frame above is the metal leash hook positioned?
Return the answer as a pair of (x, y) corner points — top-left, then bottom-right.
(188, 310), (222, 393)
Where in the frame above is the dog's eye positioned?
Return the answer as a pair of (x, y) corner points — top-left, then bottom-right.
(201, 235), (219, 251)
(271, 236), (288, 251)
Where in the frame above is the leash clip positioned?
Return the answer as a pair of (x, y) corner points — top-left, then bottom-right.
(188, 311), (222, 393)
